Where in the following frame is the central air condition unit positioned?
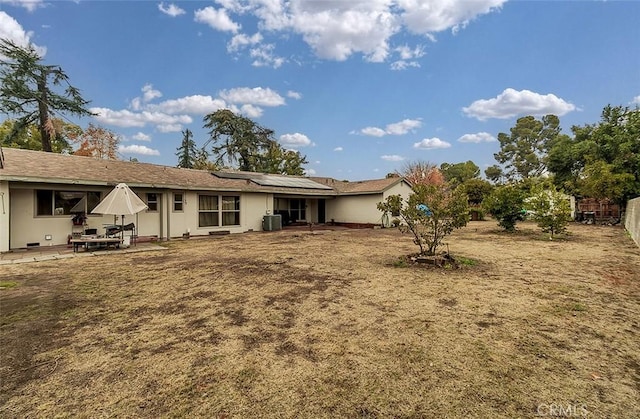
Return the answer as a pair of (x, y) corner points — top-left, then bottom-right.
(263, 214), (282, 231)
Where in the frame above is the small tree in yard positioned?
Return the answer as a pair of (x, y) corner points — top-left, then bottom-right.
(377, 184), (469, 256)
(483, 185), (526, 232)
(526, 186), (572, 239)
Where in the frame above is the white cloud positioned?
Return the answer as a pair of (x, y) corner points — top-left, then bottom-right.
(192, 0), (504, 64)
(304, 168), (317, 176)
(463, 88), (576, 120)
(240, 104), (263, 118)
(94, 85), (290, 132)
(249, 43), (285, 68)
(132, 132), (152, 142)
(227, 32), (263, 52)
(395, 44), (425, 60)
(130, 84), (163, 110)
(333, 146), (343, 152)
(390, 60), (420, 71)
(360, 118), (422, 137)
(413, 137), (452, 150)
(118, 144), (161, 156)
(219, 87), (285, 106)
(194, 6), (240, 33)
(287, 90), (302, 100)
(157, 124), (183, 133)
(288, 1), (399, 62)
(148, 95), (227, 114)
(0, 11), (46, 55)
(158, 2), (186, 17)
(381, 154), (405, 162)
(142, 84), (162, 102)
(215, 0), (251, 14)
(280, 132), (314, 148)
(361, 127), (387, 137)
(398, 0), (507, 35)
(0, 0), (45, 13)
(385, 118), (422, 135)
(91, 107), (192, 129)
(458, 132), (496, 143)
(631, 95), (640, 105)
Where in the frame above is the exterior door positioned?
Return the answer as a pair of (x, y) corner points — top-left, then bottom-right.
(318, 199), (326, 223)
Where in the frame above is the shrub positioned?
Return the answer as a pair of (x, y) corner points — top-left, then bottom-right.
(378, 184), (469, 256)
(525, 185), (572, 239)
(483, 185), (526, 231)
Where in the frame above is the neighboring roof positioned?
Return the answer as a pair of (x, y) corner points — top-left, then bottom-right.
(310, 176), (409, 195)
(0, 147), (408, 196)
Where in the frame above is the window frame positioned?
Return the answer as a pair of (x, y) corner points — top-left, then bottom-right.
(146, 193), (158, 212)
(197, 194), (241, 228)
(173, 193), (184, 212)
(35, 190), (101, 217)
(221, 195), (241, 226)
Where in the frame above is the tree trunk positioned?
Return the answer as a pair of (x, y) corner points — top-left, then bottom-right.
(37, 69), (53, 152)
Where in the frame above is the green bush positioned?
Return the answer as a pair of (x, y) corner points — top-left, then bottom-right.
(378, 184), (469, 256)
(525, 185), (572, 239)
(483, 185), (526, 232)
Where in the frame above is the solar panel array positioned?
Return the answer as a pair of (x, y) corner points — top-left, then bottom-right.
(212, 171), (333, 190)
(253, 176), (333, 190)
(212, 171), (257, 180)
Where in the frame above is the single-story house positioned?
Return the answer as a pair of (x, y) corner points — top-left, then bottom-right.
(0, 147), (412, 252)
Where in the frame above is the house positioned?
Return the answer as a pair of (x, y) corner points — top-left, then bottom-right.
(0, 147), (412, 252)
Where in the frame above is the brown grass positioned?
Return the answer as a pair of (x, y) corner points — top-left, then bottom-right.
(1, 221), (639, 418)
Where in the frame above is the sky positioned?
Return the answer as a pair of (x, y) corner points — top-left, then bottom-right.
(1, 0), (639, 180)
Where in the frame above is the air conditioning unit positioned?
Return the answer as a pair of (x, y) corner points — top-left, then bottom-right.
(263, 214), (282, 231)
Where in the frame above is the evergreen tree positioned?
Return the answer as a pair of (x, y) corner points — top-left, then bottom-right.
(0, 39), (94, 152)
(176, 129), (198, 168)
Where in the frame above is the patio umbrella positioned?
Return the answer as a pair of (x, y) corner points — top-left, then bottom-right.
(91, 183), (148, 241)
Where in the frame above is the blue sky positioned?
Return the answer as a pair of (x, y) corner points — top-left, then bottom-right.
(1, 0), (639, 180)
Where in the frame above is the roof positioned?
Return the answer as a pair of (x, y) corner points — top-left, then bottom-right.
(310, 176), (408, 195)
(0, 147), (408, 196)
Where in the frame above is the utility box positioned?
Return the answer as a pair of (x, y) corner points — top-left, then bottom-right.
(262, 214), (282, 231)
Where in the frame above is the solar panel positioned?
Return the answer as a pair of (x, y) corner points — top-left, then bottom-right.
(213, 171), (333, 190)
(212, 171), (262, 180)
(252, 175), (333, 190)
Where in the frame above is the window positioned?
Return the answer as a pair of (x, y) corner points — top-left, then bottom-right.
(222, 196), (240, 226)
(35, 190), (101, 216)
(173, 193), (184, 212)
(147, 193), (158, 212)
(199, 195), (219, 227)
(198, 195), (240, 227)
(87, 191), (101, 213)
(290, 199), (306, 222)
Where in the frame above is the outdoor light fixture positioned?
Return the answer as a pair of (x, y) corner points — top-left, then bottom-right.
(44, 234), (52, 240)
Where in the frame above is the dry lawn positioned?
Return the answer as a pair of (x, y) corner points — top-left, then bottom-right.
(1, 221), (639, 418)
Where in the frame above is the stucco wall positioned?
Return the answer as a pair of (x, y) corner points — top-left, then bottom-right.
(165, 191), (270, 238)
(625, 197), (640, 247)
(242, 193), (272, 232)
(5, 185), (271, 249)
(326, 194), (383, 224)
(9, 187), (118, 248)
(326, 181), (412, 225)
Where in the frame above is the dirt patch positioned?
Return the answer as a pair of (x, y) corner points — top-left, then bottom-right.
(0, 221), (638, 418)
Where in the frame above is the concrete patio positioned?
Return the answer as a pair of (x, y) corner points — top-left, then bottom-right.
(0, 241), (166, 265)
